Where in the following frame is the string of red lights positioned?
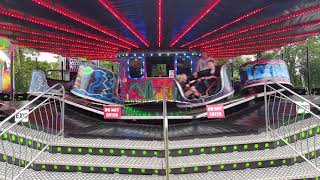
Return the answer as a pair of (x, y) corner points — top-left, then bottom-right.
(98, 0), (149, 47)
(15, 45), (116, 60)
(14, 43), (114, 53)
(201, 31), (320, 52)
(189, 5), (320, 49)
(30, 47), (117, 59)
(15, 42), (116, 55)
(0, 8), (131, 49)
(0, 1), (318, 57)
(0, 24), (119, 51)
(208, 48), (282, 54)
(205, 54), (258, 59)
(15, 37), (115, 52)
(158, 0), (162, 48)
(50, 52), (116, 57)
(201, 19), (320, 49)
(181, 6), (268, 48)
(65, 55), (116, 60)
(31, 0), (139, 48)
(170, 0), (221, 47)
(204, 40), (306, 53)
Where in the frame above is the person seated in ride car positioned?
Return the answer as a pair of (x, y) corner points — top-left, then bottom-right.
(200, 60), (218, 78)
(196, 52), (215, 72)
(197, 60), (219, 95)
(176, 74), (201, 99)
(185, 71), (204, 95)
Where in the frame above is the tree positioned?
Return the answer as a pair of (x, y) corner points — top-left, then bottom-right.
(99, 61), (118, 74)
(259, 35), (320, 88)
(14, 47), (58, 93)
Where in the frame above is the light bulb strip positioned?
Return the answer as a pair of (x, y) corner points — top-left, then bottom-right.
(181, 6), (268, 47)
(98, 0), (148, 47)
(50, 52), (115, 57)
(15, 37), (114, 51)
(0, 8), (131, 49)
(201, 19), (320, 49)
(32, 0), (139, 48)
(207, 47), (281, 55)
(43, 49), (116, 58)
(158, 0), (162, 48)
(16, 44), (116, 60)
(205, 40), (307, 53)
(37, 49), (116, 55)
(201, 31), (320, 51)
(66, 55), (115, 59)
(170, 0), (221, 47)
(15, 42), (116, 54)
(0, 23), (118, 51)
(190, 5), (320, 48)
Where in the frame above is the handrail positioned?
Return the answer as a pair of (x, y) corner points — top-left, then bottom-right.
(0, 83), (65, 137)
(0, 83), (65, 130)
(264, 80), (320, 111)
(264, 79), (320, 173)
(265, 83), (320, 121)
(0, 83), (65, 180)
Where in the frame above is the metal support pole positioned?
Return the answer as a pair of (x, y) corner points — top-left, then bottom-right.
(162, 88), (169, 180)
(9, 44), (15, 100)
(306, 46), (311, 95)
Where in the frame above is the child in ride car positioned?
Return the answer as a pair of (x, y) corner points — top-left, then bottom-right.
(176, 74), (201, 99)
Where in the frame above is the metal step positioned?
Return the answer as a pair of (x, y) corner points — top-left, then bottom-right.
(2, 116), (318, 149)
(171, 157), (320, 180)
(0, 161), (162, 180)
(0, 155), (319, 180)
(0, 116), (319, 161)
(1, 133), (320, 175)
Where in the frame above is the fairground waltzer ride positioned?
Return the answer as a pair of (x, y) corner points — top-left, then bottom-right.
(29, 51), (292, 112)
(3, 0), (320, 179)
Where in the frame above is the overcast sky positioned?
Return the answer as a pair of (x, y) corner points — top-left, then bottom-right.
(38, 52), (59, 63)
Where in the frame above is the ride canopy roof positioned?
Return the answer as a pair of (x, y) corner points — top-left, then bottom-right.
(0, 0), (320, 60)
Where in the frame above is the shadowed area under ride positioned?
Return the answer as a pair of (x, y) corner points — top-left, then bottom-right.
(63, 101), (267, 141)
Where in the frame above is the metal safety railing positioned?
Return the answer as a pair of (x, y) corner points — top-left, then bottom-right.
(264, 80), (320, 173)
(0, 83), (65, 180)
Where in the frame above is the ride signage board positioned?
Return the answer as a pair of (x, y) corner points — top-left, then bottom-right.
(103, 106), (122, 119)
(15, 109), (29, 123)
(206, 104), (225, 118)
(296, 101), (310, 114)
